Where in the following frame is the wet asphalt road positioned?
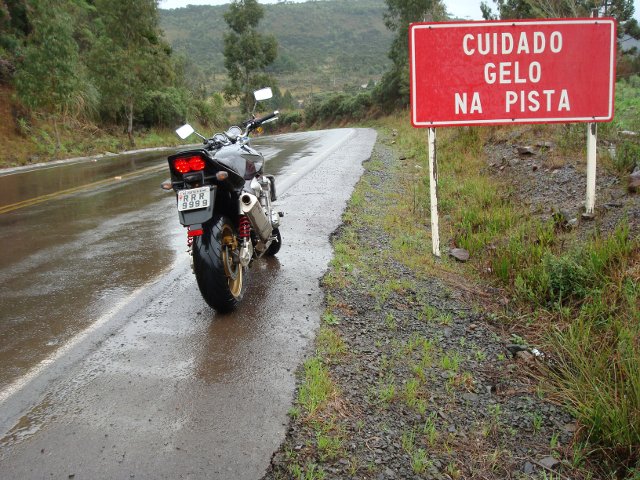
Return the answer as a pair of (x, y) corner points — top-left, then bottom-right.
(0, 128), (376, 479)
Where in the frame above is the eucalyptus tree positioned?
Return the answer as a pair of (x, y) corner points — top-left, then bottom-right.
(89, 0), (173, 146)
(223, 0), (278, 114)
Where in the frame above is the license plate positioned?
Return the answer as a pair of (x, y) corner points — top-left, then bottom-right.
(177, 187), (211, 212)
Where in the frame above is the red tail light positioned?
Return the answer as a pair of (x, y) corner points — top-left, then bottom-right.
(173, 156), (205, 174)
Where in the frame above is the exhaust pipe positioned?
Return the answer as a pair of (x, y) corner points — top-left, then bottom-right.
(240, 193), (272, 242)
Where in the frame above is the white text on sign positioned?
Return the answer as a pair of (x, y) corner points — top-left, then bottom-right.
(455, 30), (570, 115)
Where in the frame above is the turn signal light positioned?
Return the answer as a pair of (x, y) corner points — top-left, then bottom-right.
(173, 156), (205, 174)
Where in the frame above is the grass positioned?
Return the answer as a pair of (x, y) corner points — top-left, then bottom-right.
(297, 357), (334, 417)
(375, 108), (640, 476)
(411, 448), (431, 474)
(423, 413), (438, 446)
(316, 327), (346, 360)
(377, 381), (396, 405)
(315, 431), (343, 461)
(440, 351), (462, 373)
(0, 114), (188, 168)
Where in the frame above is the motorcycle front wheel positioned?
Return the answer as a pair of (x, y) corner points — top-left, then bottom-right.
(193, 214), (244, 312)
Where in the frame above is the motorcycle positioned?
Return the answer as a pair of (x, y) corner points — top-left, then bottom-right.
(162, 87), (283, 312)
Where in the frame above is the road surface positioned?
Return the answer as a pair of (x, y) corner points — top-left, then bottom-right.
(0, 128), (377, 479)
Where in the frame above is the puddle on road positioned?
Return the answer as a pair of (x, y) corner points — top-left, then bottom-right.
(0, 170), (181, 391)
(0, 151), (176, 210)
(0, 394), (55, 447)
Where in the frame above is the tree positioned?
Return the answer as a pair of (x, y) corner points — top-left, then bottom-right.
(376, 0), (446, 108)
(89, 0), (174, 146)
(480, 0), (534, 19)
(1, 0), (37, 83)
(481, 0), (638, 40)
(281, 90), (295, 110)
(223, 0), (277, 114)
(14, 0), (93, 152)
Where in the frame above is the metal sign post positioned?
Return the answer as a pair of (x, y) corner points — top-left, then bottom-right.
(585, 123), (597, 215)
(428, 128), (440, 257)
(585, 9), (599, 217)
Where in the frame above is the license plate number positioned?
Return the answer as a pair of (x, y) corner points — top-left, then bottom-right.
(177, 187), (210, 212)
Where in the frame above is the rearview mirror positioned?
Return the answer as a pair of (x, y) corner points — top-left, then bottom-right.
(253, 87), (273, 102)
(176, 124), (194, 140)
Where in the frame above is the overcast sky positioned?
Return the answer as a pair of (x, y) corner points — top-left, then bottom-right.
(158, 0), (640, 23)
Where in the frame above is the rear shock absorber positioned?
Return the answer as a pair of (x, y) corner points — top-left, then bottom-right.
(238, 215), (251, 240)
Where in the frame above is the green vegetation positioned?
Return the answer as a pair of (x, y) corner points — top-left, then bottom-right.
(0, 0), (230, 165)
(481, 0), (638, 34)
(615, 76), (640, 133)
(160, 0), (392, 94)
(13, 1), (88, 152)
(376, 110), (639, 476)
(297, 357), (334, 417)
(377, 0), (446, 109)
(222, 0), (277, 113)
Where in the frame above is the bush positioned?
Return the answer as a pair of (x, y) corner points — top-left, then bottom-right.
(140, 87), (190, 128)
(304, 90), (373, 125)
(277, 110), (303, 127)
(614, 139), (640, 173)
(192, 93), (227, 129)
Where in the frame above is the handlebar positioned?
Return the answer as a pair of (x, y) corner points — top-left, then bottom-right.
(200, 111), (280, 149)
(245, 110), (279, 134)
(255, 111), (279, 125)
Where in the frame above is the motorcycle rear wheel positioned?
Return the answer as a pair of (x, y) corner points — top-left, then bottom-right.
(193, 214), (244, 312)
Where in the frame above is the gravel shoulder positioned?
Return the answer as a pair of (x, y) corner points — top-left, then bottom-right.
(262, 132), (582, 480)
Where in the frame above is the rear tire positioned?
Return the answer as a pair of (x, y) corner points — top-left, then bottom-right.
(193, 214), (244, 312)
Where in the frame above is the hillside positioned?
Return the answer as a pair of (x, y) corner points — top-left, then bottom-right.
(159, 0), (393, 94)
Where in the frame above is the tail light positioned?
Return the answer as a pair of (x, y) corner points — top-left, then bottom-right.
(173, 156), (206, 174)
(188, 226), (203, 237)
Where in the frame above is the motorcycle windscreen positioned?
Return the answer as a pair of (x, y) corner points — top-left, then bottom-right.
(178, 185), (217, 226)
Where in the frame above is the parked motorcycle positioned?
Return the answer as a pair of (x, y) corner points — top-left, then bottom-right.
(163, 87), (283, 312)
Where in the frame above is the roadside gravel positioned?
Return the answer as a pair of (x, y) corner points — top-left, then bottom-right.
(263, 134), (576, 480)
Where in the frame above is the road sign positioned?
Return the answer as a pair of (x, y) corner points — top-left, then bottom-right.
(410, 19), (616, 128)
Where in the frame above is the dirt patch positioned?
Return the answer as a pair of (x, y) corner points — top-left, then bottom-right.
(483, 131), (640, 238)
(0, 85), (31, 166)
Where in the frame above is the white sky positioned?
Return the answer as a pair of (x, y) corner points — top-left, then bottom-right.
(158, 0), (640, 23)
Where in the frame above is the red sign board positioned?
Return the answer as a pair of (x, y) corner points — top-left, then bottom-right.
(410, 19), (616, 127)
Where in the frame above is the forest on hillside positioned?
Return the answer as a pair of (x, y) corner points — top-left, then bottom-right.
(0, 0), (219, 152)
(159, 0), (394, 94)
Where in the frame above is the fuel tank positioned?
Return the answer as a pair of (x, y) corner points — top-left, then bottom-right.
(214, 144), (264, 180)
